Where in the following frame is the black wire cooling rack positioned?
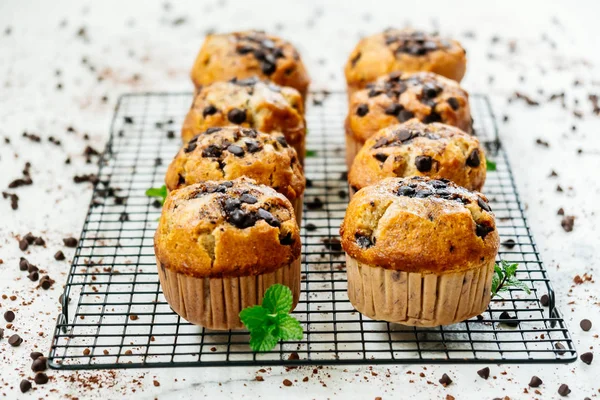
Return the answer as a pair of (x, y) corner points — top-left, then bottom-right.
(49, 92), (576, 369)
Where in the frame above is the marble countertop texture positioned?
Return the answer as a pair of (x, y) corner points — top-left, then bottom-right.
(0, 0), (598, 398)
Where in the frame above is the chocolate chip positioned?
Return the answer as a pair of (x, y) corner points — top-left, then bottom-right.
(34, 372), (48, 385)
(368, 89), (383, 97)
(227, 145), (245, 157)
(63, 237), (78, 247)
(227, 108), (246, 124)
(580, 352), (593, 365)
(447, 97), (460, 110)
(261, 61), (276, 75)
(20, 379), (32, 393)
(205, 127), (222, 134)
(356, 104), (369, 117)
(279, 232), (294, 245)
(528, 376), (543, 387)
(355, 233), (373, 249)
(19, 257), (29, 271)
(202, 144), (222, 158)
(19, 238), (29, 251)
(499, 311), (519, 327)
(202, 104), (218, 117)
(397, 186), (416, 197)
(223, 198), (241, 213)
(240, 193), (258, 204)
(561, 215), (575, 232)
(477, 367), (490, 379)
(184, 141), (197, 153)
(580, 319), (592, 331)
(28, 263), (38, 273)
(398, 109), (415, 122)
(227, 209), (255, 229)
(29, 271), (39, 281)
(306, 197), (323, 210)
(322, 238), (342, 252)
(30, 351), (43, 360)
(258, 208), (281, 227)
(305, 223), (317, 231)
(501, 239), (515, 249)
(54, 251), (66, 261)
(422, 83), (442, 98)
(466, 149), (481, 167)
(372, 137), (389, 149)
(415, 155), (432, 172)
(244, 140), (261, 153)
(4, 310), (15, 322)
(557, 384), (570, 397)
(8, 334), (22, 346)
(32, 357), (48, 372)
(555, 342), (566, 355)
(0, 328), (4, 339)
(438, 373), (452, 386)
(384, 103), (402, 115)
(40, 275), (53, 290)
(540, 294), (549, 306)
(395, 129), (412, 141)
(478, 197), (491, 212)
(374, 153), (388, 162)
(423, 110), (442, 124)
(34, 237), (45, 246)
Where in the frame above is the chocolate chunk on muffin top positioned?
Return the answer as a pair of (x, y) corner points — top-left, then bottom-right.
(190, 30), (310, 99)
(345, 28), (467, 91)
(347, 71), (472, 145)
(154, 177), (301, 278)
(349, 120), (486, 192)
(181, 78), (306, 149)
(340, 176), (498, 274)
(166, 126), (305, 201)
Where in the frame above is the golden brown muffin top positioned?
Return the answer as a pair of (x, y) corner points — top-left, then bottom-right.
(347, 71), (472, 144)
(190, 30), (310, 98)
(349, 120), (486, 192)
(340, 177), (499, 274)
(345, 28), (466, 88)
(166, 126), (305, 200)
(181, 78), (305, 146)
(155, 177), (301, 278)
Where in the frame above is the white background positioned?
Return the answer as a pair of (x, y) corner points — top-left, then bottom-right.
(0, 0), (598, 398)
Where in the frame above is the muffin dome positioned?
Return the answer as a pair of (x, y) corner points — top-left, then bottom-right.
(167, 126), (305, 202)
(340, 177), (499, 274)
(181, 78), (306, 157)
(155, 177), (301, 279)
(190, 30), (310, 99)
(345, 28), (466, 92)
(347, 71), (472, 144)
(349, 120), (486, 193)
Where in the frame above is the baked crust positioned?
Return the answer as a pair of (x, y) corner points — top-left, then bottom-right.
(154, 178), (301, 279)
(166, 126), (305, 201)
(181, 78), (306, 155)
(190, 30), (310, 99)
(348, 120), (486, 192)
(340, 177), (499, 274)
(345, 28), (466, 92)
(347, 71), (472, 147)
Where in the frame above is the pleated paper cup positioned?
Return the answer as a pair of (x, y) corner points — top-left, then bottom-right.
(291, 196), (303, 223)
(157, 257), (301, 330)
(346, 255), (494, 327)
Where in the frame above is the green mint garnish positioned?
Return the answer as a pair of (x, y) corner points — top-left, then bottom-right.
(239, 284), (303, 352)
(486, 159), (497, 171)
(491, 260), (531, 298)
(145, 185), (168, 205)
(306, 150), (317, 157)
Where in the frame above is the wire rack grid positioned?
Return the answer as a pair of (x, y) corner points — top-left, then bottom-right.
(48, 91), (576, 369)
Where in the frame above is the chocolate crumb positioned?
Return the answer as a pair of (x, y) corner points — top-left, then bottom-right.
(560, 215), (575, 232)
(282, 379), (293, 387)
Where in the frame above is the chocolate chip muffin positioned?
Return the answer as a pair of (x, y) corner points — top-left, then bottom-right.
(181, 78), (307, 164)
(345, 28), (466, 95)
(348, 120), (486, 196)
(166, 126), (305, 221)
(155, 177), (301, 330)
(345, 71), (472, 168)
(340, 177), (499, 327)
(190, 30), (310, 100)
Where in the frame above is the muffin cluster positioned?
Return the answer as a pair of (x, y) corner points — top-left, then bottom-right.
(341, 29), (499, 327)
(154, 30), (310, 330)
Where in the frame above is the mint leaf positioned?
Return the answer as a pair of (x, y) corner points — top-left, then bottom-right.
(239, 305), (269, 331)
(145, 185), (168, 205)
(249, 329), (279, 352)
(506, 276), (531, 294)
(491, 260), (530, 298)
(275, 314), (303, 341)
(486, 159), (497, 171)
(306, 149), (317, 157)
(262, 284), (293, 314)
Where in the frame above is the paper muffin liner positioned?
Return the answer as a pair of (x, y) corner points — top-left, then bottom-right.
(346, 255), (494, 327)
(157, 257), (301, 330)
(345, 125), (365, 171)
(291, 196), (303, 224)
(291, 137), (306, 168)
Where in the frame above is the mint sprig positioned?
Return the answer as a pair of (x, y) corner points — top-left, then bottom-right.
(145, 185), (167, 205)
(239, 284), (303, 352)
(486, 159), (497, 171)
(491, 260), (531, 298)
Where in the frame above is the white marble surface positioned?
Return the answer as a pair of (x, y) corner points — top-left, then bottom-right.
(0, 0), (598, 398)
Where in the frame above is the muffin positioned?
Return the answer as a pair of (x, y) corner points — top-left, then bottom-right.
(166, 126), (305, 221)
(181, 78), (306, 163)
(345, 28), (466, 95)
(190, 30), (310, 100)
(154, 177), (301, 330)
(345, 71), (472, 168)
(348, 120), (486, 196)
(340, 177), (499, 327)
